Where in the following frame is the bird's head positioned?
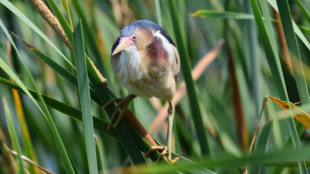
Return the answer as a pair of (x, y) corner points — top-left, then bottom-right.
(111, 31), (137, 56)
(111, 20), (175, 56)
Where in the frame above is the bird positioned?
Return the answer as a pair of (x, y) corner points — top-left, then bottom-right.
(102, 20), (180, 164)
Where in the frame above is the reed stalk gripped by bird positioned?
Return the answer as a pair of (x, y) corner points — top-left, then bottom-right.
(102, 20), (181, 164)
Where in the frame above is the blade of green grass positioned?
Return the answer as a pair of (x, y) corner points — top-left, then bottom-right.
(263, 160), (310, 167)
(177, 0), (187, 43)
(9, 32), (101, 105)
(299, 26), (310, 35)
(259, 0), (284, 149)
(67, 151), (80, 174)
(71, 0), (110, 81)
(294, 0), (310, 26)
(293, 22), (310, 50)
(131, 144), (310, 173)
(244, 0), (263, 139)
(0, 59), (43, 120)
(259, 0), (281, 74)
(275, 0), (310, 109)
(0, 0), (72, 66)
(167, 0), (210, 155)
(191, 10), (254, 19)
(275, 0), (310, 172)
(73, 20), (98, 174)
(60, 0), (73, 29)
(0, 20), (75, 174)
(250, 0), (306, 173)
(3, 98), (26, 174)
(94, 135), (104, 174)
(191, 8), (310, 53)
(155, 0), (162, 26)
(267, 0), (310, 52)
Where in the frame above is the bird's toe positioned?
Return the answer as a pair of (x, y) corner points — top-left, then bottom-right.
(105, 94), (136, 130)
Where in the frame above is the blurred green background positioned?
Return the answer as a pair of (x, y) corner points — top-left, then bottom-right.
(1, 0), (310, 173)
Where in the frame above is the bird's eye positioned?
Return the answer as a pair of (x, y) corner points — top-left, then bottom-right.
(133, 36), (136, 40)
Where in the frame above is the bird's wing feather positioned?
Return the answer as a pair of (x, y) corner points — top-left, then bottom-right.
(170, 43), (180, 82)
(146, 32), (180, 82)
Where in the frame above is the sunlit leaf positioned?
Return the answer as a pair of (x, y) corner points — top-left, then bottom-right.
(269, 96), (310, 129)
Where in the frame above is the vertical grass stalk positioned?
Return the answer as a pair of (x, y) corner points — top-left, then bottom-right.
(167, 0), (210, 155)
(73, 20), (98, 174)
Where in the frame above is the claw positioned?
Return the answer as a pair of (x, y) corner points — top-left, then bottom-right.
(155, 148), (168, 165)
(113, 103), (128, 128)
(145, 145), (168, 164)
(169, 152), (182, 164)
(145, 145), (181, 164)
(144, 146), (165, 158)
(107, 101), (124, 130)
(102, 98), (122, 109)
(145, 145), (169, 164)
(102, 94), (136, 130)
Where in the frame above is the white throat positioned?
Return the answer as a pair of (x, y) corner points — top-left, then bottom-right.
(123, 46), (140, 59)
(118, 46), (142, 80)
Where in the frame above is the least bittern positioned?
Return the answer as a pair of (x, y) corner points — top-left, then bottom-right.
(102, 20), (180, 164)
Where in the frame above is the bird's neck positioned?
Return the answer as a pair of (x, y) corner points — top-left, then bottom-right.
(117, 46), (143, 79)
(122, 46), (142, 64)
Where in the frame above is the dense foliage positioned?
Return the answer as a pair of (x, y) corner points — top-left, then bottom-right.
(1, 0), (310, 173)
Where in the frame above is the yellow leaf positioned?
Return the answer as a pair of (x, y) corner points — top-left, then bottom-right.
(269, 96), (310, 129)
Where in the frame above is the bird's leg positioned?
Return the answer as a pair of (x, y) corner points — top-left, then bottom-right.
(166, 101), (174, 161)
(102, 94), (136, 130)
(145, 101), (180, 164)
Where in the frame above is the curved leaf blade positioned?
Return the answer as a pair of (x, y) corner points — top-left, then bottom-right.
(0, 0), (72, 66)
(191, 10), (254, 19)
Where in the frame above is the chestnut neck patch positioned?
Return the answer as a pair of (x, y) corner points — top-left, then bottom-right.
(146, 36), (168, 61)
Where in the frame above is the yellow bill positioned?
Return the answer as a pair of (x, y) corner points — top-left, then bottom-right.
(112, 38), (132, 55)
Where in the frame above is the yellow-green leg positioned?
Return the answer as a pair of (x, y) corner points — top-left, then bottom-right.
(102, 94), (136, 130)
(145, 101), (180, 164)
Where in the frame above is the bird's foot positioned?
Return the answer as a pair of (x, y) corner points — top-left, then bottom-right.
(144, 145), (181, 164)
(102, 94), (136, 130)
